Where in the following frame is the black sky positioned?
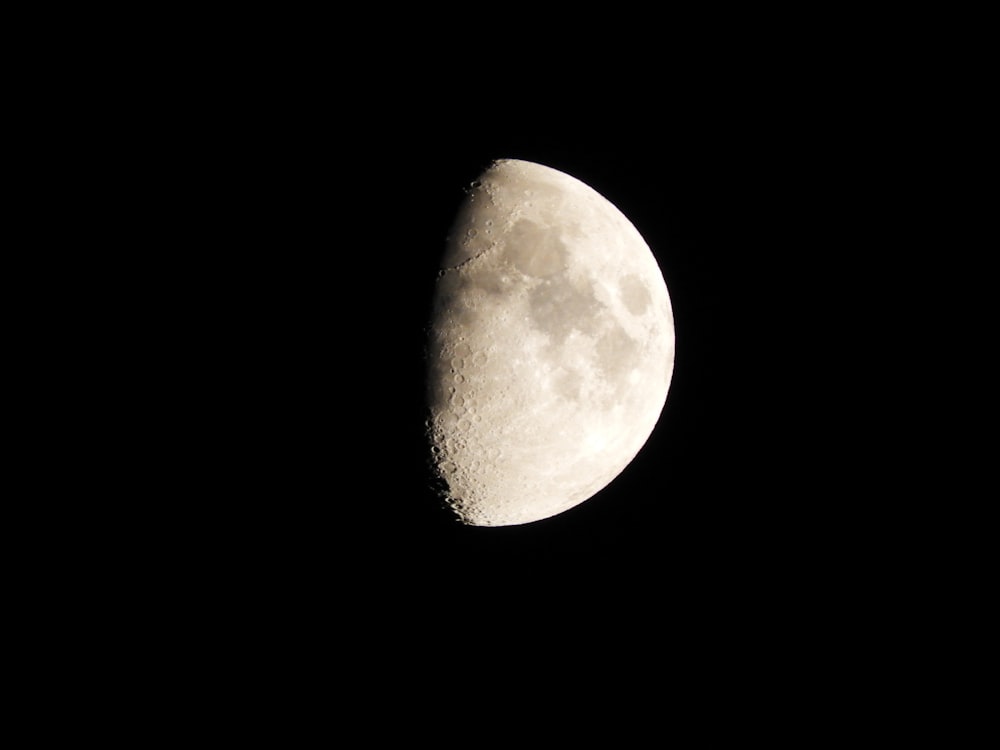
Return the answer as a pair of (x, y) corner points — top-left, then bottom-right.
(209, 111), (867, 576)
(86, 11), (968, 724)
(279, 124), (866, 597)
(159, 36), (940, 671)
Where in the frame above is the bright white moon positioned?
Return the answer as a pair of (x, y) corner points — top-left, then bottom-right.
(426, 159), (675, 526)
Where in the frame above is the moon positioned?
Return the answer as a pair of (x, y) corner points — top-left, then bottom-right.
(425, 159), (675, 526)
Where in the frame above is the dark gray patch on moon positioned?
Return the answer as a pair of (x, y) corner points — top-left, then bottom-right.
(461, 262), (510, 297)
(595, 326), (640, 383)
(554, 367), (584, 401)
(619, 273), (652, 316)
(528, 276), (603, 342)
(505, 220), (569, 278)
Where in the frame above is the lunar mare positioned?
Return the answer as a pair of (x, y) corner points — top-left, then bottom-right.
(426, 159), (674, 526)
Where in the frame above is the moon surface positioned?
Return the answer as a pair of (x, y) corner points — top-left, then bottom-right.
(426, 159), (675, 526)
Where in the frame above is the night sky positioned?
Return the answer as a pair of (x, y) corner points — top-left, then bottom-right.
(103, 13), (951, 727)
(238, 125), (867, 606)
(172, 68), (920, 684)
(214, 119), (876, 587)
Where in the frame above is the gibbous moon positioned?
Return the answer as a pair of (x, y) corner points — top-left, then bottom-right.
(426, 159), (675, 526)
